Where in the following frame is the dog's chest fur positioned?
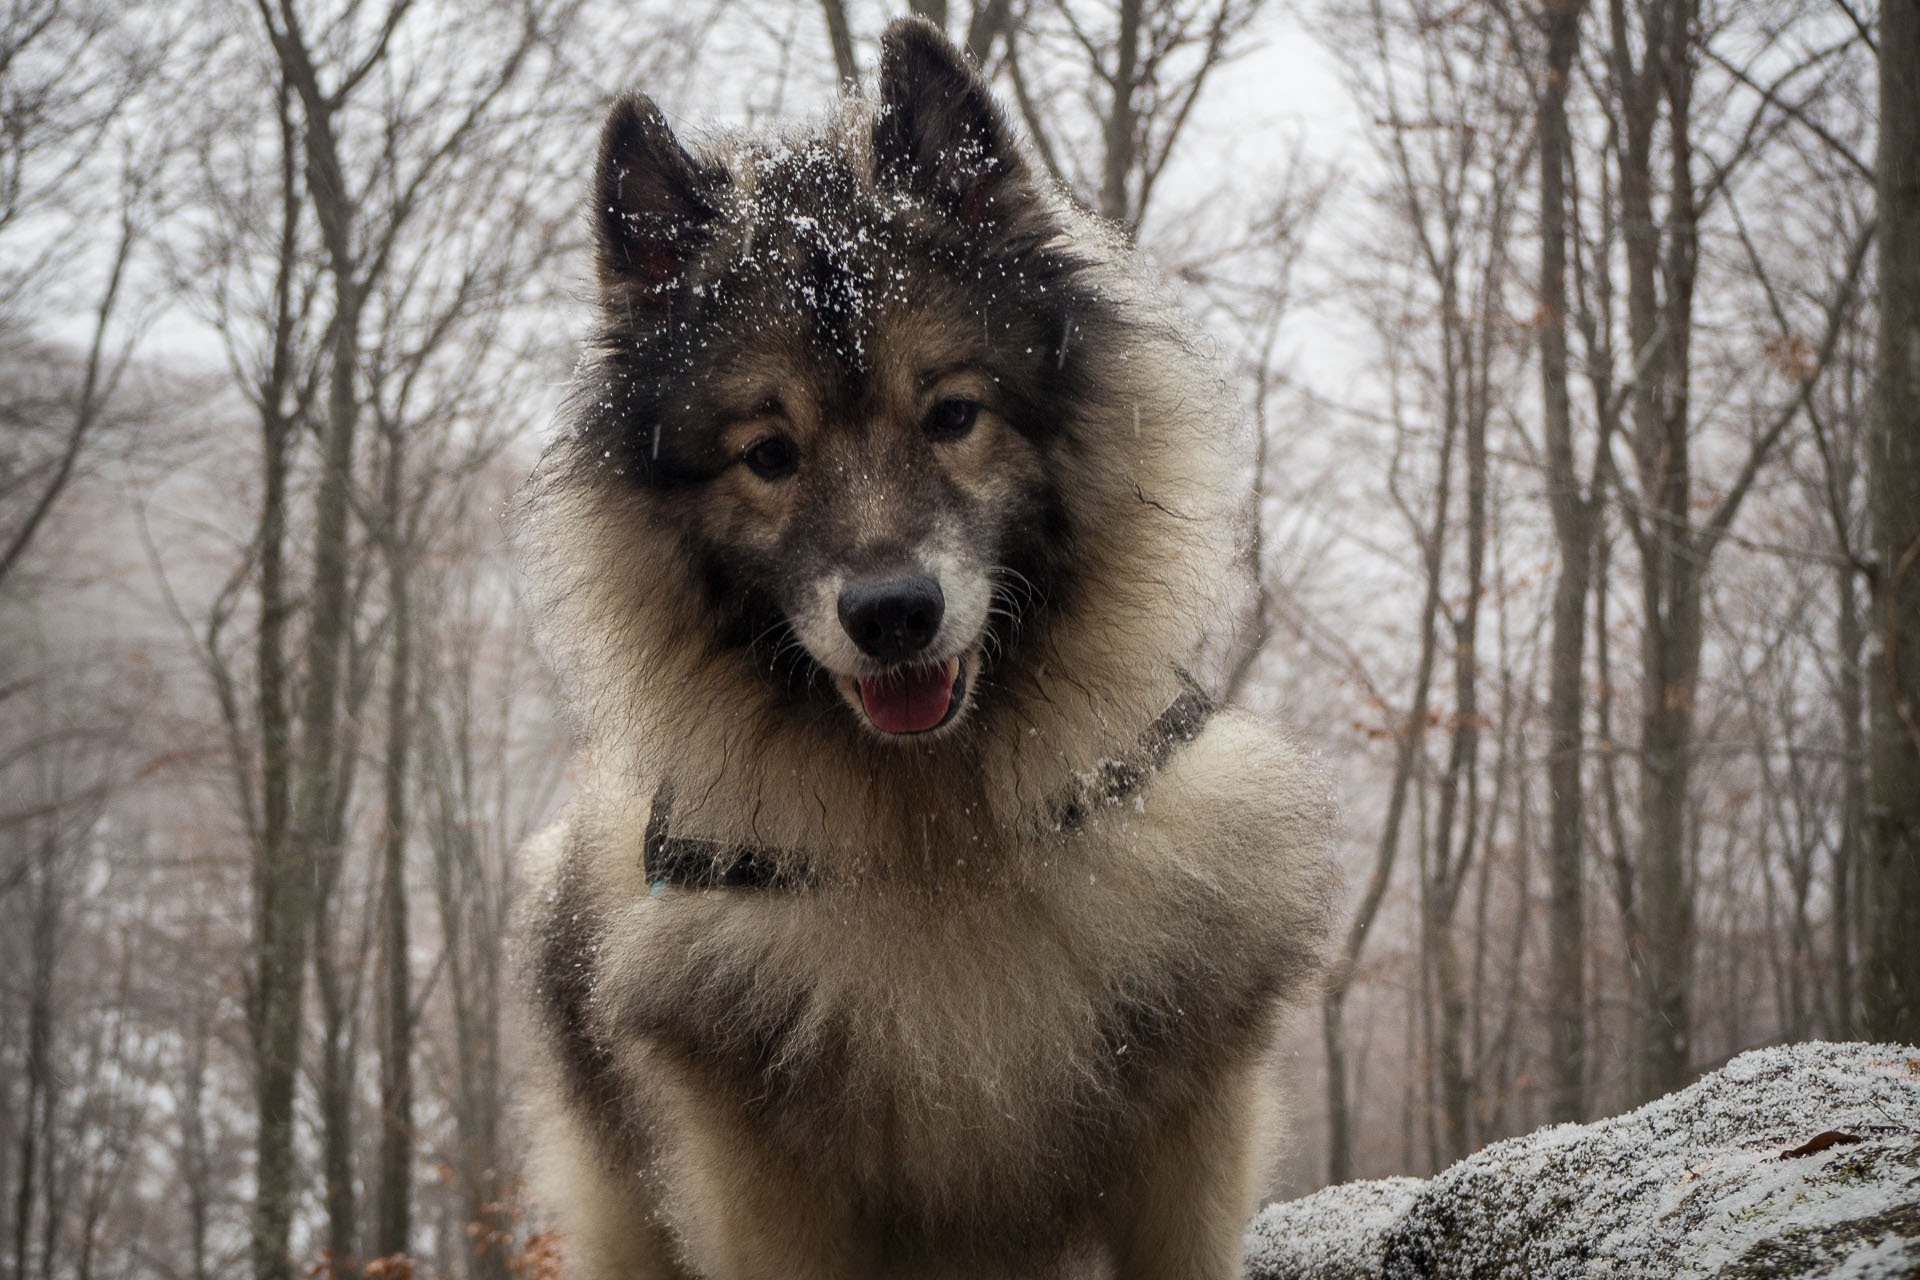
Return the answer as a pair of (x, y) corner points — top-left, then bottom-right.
(532, 715), (1322, 1234)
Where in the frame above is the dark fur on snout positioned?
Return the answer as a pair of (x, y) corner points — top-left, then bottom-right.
(517, 19), (1336, 1279)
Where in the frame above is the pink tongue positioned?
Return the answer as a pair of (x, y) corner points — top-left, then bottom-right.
(858, 663), (954, 734)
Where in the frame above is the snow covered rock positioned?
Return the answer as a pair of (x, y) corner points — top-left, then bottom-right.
(1246, 1042), (1920, 1279)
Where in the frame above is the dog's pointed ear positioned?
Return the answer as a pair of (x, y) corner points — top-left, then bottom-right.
(595, 94), (723, 297)
(872, 19), (1031, 224)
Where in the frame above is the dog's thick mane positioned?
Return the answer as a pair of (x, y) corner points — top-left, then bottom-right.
(517, 93), (1249, 883)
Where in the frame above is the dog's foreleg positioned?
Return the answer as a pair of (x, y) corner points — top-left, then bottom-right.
(659, 1100), (872, 1280)
(529, 1107), (694, 1280)
(1100, 1056), (1275, 1280)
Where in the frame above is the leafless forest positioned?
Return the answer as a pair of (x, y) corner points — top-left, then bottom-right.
(2, 1), (1914, 1278)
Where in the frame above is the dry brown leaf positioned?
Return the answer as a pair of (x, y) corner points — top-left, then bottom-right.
(1779, 1130), (1864, 1160)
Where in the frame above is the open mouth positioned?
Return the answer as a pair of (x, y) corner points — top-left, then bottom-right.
(845, 655), (971, 735)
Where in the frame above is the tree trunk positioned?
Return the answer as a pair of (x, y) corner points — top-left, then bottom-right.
(1833, 562), (1863, 1039)
(1429, 917), (1472, 1164)
(1862, 0), (1920, 1044)
(255, 270), (362, 1280)
(1538, 0), (1591, 1125)
(819, 0), (858, 86)
(254, 8), (374, 1266)
(1323, 997), (1356, 1186)
(249, 83), (311, 1280)
(11, 836), (58, 1280)
(374, 424), (415, 1264)
(315, 906), (358, 1280)
(1425, 303), (1487, 1168)
(180, 995), (213, 1280)
(1608, 0), (1701, 1102)
(962, 0), (1015, 63)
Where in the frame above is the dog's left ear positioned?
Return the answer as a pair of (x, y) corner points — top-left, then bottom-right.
(872, 18), (1032, 224)
(594, 94), (724, 299)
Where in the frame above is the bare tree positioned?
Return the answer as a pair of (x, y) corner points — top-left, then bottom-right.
(1528, 0), (1598, 1124)
(1793, 262), (1875, 1041)
(0, 0), (170, 591)
(1, 650), (156, 1280)
(999, 0), (1264, 234)
(213, 4), (558, 1275)
(1589, 0), (1873, 1100)
(1315, 0), (1536, 1174)
(1862, 0), (1920, 1043)
(372, 359), (417, 1280)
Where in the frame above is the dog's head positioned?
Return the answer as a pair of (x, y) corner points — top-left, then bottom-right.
(569, 20), (1121, 742)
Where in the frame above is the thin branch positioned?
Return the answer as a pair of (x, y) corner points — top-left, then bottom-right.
(1697, 217), (1875, 561)
(1828, 0), (1877, 54)
(0, 199), (138, 585)
(1001, 26), (1073, 194)
(330, 0), (417, 108)
(1701, 40), (1873, 185)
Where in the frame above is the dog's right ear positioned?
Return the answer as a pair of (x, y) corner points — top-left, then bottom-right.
(594, 95), (722, 299)
(872, 19), (1032, 225)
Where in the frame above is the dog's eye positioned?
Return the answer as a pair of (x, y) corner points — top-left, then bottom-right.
(741, 434), (799, 480)
(923, 397), (979, 442)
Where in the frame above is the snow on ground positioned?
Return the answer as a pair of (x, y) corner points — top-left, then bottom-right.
(1246, 1042), (1920, 1279)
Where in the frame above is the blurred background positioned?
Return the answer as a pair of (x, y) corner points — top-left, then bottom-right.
(0, 1), (1896, 1278)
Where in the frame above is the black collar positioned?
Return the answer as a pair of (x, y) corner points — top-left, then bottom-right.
(643, 673), (1215, 892)
(1040, 670), (1212, 835)
(643, 782), (803, 891)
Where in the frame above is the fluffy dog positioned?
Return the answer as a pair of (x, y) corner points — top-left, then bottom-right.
(517, 19), (1334, 1279)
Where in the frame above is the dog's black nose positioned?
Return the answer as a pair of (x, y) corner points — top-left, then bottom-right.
(838, 576), (945, 662)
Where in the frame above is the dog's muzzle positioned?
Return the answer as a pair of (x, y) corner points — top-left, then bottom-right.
(835, 575), (968, 734)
